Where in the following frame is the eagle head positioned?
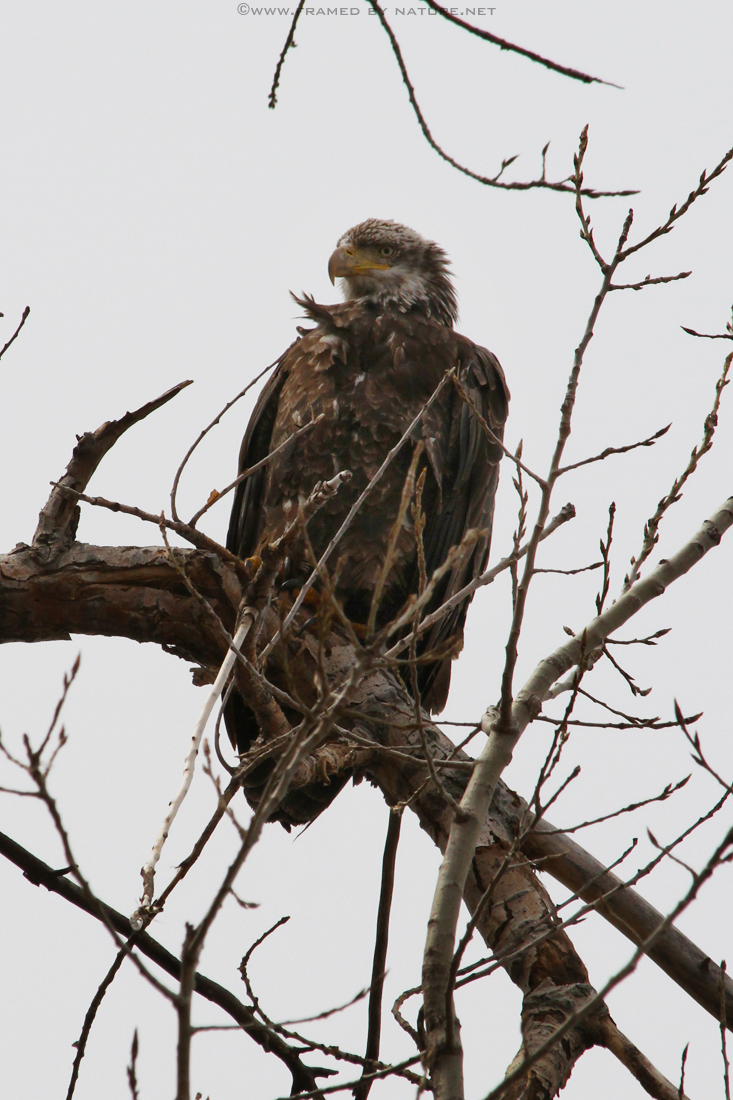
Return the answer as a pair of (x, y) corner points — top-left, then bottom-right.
(328, 218), (458, 327)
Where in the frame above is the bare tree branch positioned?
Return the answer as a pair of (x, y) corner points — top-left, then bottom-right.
(366, 3), (635, 200)
(34, 381), (193, 555)
(170, 361), (278, 523)
(557, 425), (670, 476)
(268, 0), (306, 108)
(421, 0), (619, 87)
(0, 829), (329, 1092)
(625, 349), (731, 590)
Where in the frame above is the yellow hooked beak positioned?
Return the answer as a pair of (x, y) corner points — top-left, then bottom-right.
(328, 246), (391, 284)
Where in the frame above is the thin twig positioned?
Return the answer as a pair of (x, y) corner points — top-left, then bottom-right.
(52, 484), (246, 569)
(624, 348), (731, 590)
(454, 377), (546, 486)
(354, 809), (402, 1100)
(535, 561), (602, 575)
(557, 426), (670, 476)
(274, 1056), (424, 1100)
(66, 947), (129, 1100)
(268, 0), (306, 108)
(135, 613), (254, 918)
(188, 413), (324, 527)
(540, 775), (690, 836)
(421, 0), (618, 86)
(681, 326), (733, 342)
(127, 1030), (140, 1100)
(0, 306), (30, 362)
(170, 358), (278, 522)
(609, 271), (691, 291)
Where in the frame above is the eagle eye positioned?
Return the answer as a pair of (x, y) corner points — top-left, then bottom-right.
(378, 245), (394, 258)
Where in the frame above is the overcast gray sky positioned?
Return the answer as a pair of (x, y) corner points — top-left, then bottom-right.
(1, 3), (732, 1097)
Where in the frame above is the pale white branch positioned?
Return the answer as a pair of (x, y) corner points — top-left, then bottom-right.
(133, 614), (254, 924)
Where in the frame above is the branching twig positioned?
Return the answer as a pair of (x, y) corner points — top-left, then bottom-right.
(170, 360), (278, 522)
(52, 484), (246, 568)
(557, 426), (670, 476)
(367, 2), (635, 200)
(188, 413), (324, 527)
(625, 349), (731, 590)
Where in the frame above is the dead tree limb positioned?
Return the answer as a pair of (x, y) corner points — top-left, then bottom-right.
(32, 380), (193, 557)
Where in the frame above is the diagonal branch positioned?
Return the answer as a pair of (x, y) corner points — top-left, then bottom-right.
(421, 0), (618, 87)
(557, 424), (670, 475)
(33, 381), (193, 554)
(619, 145), (733, 261)
(188, 413), (325, 527)
(0, 829), (331, 1094)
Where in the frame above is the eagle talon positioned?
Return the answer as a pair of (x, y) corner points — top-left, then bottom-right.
(280, 577), (309, 591)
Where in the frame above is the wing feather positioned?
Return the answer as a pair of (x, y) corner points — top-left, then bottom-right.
(417, 342), (509, 711)
(226, 348), (294, 559)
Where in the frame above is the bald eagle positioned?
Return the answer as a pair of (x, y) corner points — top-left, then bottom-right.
(226, 219), (508, 756)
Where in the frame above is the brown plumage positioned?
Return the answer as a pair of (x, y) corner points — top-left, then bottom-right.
(226, 219), (509, 758)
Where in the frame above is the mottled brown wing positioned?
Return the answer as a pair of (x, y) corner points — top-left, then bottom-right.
(417, 341), (509, 712)
(226, 347), (294, 559)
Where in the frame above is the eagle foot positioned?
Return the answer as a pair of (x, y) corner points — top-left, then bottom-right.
(278, 579), (321, 609)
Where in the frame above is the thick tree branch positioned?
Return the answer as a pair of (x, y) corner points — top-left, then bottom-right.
(33, 381), (192, 556)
